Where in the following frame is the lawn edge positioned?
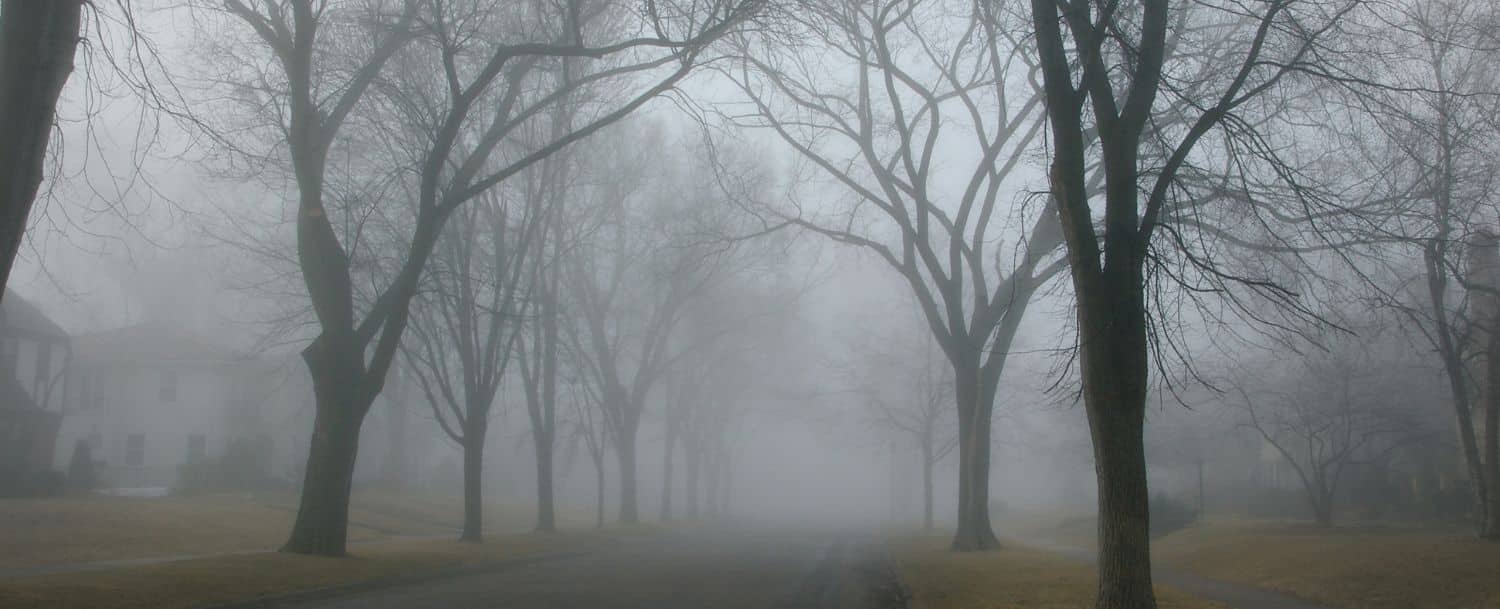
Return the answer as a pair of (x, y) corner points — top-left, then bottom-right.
(186, 549), (589, 609)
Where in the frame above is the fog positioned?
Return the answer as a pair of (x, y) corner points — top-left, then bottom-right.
(1, 1), (1496, 608)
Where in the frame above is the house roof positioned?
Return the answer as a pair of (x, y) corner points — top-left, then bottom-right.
(1, 289), (68, 339)
(71, 322), (246, 365)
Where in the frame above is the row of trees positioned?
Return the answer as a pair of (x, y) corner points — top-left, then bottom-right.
(12, 0), (1497, 608)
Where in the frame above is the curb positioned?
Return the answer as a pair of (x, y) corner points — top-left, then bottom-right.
(189, 549), (590, 609)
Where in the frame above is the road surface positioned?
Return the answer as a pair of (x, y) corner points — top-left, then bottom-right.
(266, 528), (875, 609)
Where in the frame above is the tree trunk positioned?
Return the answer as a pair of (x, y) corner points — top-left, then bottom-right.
(685, 440), (701, 519)
(594, 455), (606, 529)
(922, 439), (935, 531)
(660, 416), (677, 522)
(1076, 269), (1157, 609)
(616, 427), (639, 523)
(1089, 404), (1156, 609)
(460, 431), (485, 542)
(1484, 324), (1500, 538)
(283, 390), (365, 556)
(703, 444), (721, 519)
(534, 434), (556, 532)
(1196, 459), (1204, 518)
(0, 0), (84, 297)
(951, 366), (1000, 551)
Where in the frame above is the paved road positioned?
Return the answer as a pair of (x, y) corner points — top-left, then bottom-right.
(265, 528), (867, 609)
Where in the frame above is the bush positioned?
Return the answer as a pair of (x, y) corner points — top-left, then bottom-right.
(0, 468), (65, 498)
(1151, 492), (1198, 537)
(176, 436), (281, 494)
(66, 441), (98, 492)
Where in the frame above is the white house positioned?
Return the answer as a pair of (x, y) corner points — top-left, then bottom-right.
(54, 322), (433, 490)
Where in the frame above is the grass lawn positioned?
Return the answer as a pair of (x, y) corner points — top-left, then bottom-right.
(0, 489), (570, 568)
(1153, 521), (1500, 609)
(0, 530), (617, 609)
(888, 535), (1225, 609)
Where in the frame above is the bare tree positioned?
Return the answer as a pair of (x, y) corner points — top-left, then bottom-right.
(560, 125), (751, 524)
(723, 0), (1066, 550)
(847, 308), (957, 531)
(1022, 0), (1376, 604)
(1351, 0), (1500, 538)
(1234, 330), (1430, 527)
(206, 0), (760, 555)
(401, 177), (548, 541)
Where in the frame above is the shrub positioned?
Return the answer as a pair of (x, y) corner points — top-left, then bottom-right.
(0, 468), (65, 498)
(66, 441), (98, 492)
(175, 436), (281, 494)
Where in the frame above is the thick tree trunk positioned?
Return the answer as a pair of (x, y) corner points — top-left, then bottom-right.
(1484, 325), (1500, 538)
(534, 435), (556, 532)
(951, 367), (1000, 551)
(0, 0), (84, 296)
(460, 432), (485, 542)
(616, 428), (639, 523)
(1077, 269), (1157, 609)
(1089, 403), (1155, 609)
(283, 391), (365, 556)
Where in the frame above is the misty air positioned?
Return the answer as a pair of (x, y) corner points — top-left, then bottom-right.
(0, 1), (1496, 609)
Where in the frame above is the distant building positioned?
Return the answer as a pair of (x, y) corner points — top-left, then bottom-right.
(55, 322), (429, 490)
(0, 289), (71, 482)
(56, 323), (296, 488)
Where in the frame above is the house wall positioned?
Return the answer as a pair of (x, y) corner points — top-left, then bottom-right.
(58, 363), (242, 487)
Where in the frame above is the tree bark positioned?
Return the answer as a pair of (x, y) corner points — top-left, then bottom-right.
(282, 380), (366, 556)
(1484, 324), (1500, 538)
(1089, 402), (1155, 609)
(0, 0), (84, 297)
(1076, 266), (1157, 609)
(951, 365), (1000, 551)
(460, 425), (486, 542)
(616, 423), (639, 523)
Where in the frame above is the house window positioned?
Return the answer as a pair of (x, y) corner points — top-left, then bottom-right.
(125, 434), (145, 466)
(186, 434), (206, 462)
(160, 370), (178, 402)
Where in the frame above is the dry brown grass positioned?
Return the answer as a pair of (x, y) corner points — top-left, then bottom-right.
(889, 535), (1225, 609)
(0, 489), (560, 568)
(0, 531), (618, 609)
(1153, 522), (1500, 609)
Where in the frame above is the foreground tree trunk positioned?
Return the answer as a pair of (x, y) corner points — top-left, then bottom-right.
(616, 427), (639, 523)
(1080, 286), (1156, 609)
(0, 0), (84, 296)
(461, 426), (487, 542)
(284, 375), (367, 555)
(950, 360), (1001, 551)
(1485, 322), (1500, 538)
(535, 436), (557, 532)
